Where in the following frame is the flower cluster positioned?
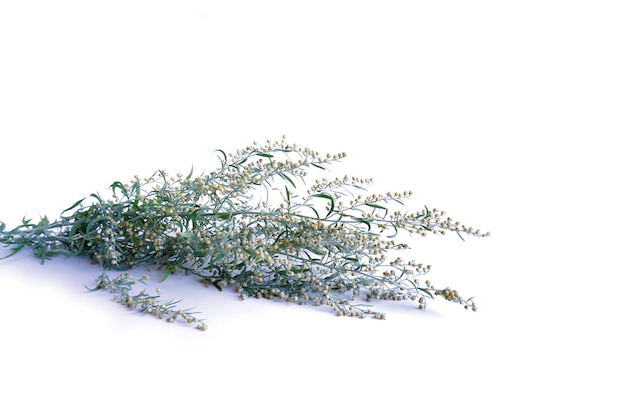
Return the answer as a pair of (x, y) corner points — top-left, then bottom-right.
(90, 271), (207, 330)
(0, 139), (488, 329)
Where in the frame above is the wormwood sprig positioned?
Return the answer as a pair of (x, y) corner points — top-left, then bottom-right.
(0, 139), (489, 329)
(88, 272), (207, 330)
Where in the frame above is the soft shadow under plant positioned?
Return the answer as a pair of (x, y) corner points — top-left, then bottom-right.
(0, 139), (489, 330)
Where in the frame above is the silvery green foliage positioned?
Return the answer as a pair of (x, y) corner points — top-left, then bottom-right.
(1, 140), (488, 329)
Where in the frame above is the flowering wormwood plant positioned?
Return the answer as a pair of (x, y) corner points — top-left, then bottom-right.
(0, 139), (488, 330)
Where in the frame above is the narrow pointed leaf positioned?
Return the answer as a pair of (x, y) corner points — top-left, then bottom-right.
(110, 181), (128, 197)
(279, 172), (296, 188)
(312, 192), (335, 217)
(61, 198), (85, 216)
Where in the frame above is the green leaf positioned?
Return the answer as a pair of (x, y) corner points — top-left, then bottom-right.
(278, 172), (296, 188)
(285, 186), (290, 203)
(355, 217), (371, 231)
(234, 157), (248, 167)
(0, 244), (26, 260)
(365, 202), (386, 210)
(387, 223), (399, 238)
(186, 165), (194, 180)
(290, 267), (312, 274)
(256, 152), (274, 158)
(211, 212), (232, 220)
(110, 181), (128, 197)
(204, 252), (224, 268)
(215, 149), (227, 164)
(37, 216), (50, 227)
(67, 218), (87, 238)
(61, 198), (85, 216)
(312, 193), (335, 218)
(12, 244), (26, 254)
(84, 283), (101, 292)
(305, 246), (327, 256)
(309, 206), (320, 219)
(311, 163), (326, 170)
(420, 288), (435, 299)
(132, 181), (141, 209)
(343, 256), (359, 263)
(180, 231), (198, 241)
(161, 265), (175, 282)
(85, 216), (108, 234)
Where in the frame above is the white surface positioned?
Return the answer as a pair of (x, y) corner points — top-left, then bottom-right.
(1, 1), (624, 416)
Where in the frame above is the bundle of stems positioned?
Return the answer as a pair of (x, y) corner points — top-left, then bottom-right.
(0, 139), (488, 330)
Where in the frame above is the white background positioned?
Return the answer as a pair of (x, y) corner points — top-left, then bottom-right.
(1, 1), (624, 415)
